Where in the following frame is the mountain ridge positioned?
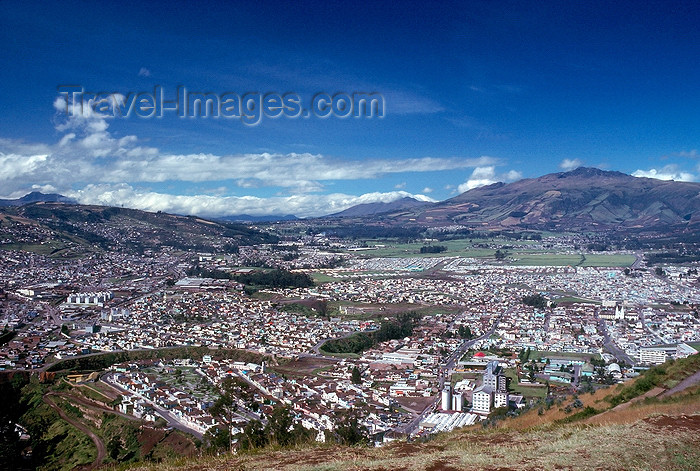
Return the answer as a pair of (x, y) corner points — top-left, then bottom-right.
(0, 191), (76, 207)
(327, 196), (433, 218)
(364, 167), (700, 232)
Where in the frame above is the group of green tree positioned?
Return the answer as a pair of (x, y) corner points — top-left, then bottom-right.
(419, 245), (447, 254)
(518, 347), (532, 363)
(235, 269), (314, 288)
(521, 293), (550, 309)
(321, 312), (420, 354)
(457, 325), (473, 339)
(186, 265), (314, 289)
(205, 404), (368, 453)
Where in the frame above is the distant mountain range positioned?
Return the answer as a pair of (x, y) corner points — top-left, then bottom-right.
(4, 168), (700, 234)
(0, 191), (75, 207)
(328, 196), (432, 218)
(325, 168), (700, 233)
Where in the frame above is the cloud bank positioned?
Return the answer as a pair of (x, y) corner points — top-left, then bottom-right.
(0, 94), (498, 217)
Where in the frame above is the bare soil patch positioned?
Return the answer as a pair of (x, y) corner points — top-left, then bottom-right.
(644, 414), (700, 432)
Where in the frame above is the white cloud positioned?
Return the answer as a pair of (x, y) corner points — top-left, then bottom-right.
(422, 187), (433, 193)
(559, 158), (583, 171)
(0, 116), (499, 195)
(457, 167), (521, 193)
(138, 67), (151, 77)
(0, 153), (48, 181)
(67, 184), (436, 218)
(632, 165), (696, 182)
(504, 170), (523, 181)
(679, 149), (698, 158)
(458, 166), (497, 193)
(0, 92), (502, 214)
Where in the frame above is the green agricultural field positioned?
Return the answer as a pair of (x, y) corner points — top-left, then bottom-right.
(349, 238), (514, 259)
(579, 253), (636, 267)
(510, 253), (584, 266)
(342, 238), (635, 267)
(528, 350), (601, 362)
(0, 240), (72, 256)
(510, 252), (635, 267)
(310, 272), (342, 283)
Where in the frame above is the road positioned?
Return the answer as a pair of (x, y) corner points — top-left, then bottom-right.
(102, 372), (204, 439)
(594, 311), (636, 366)
(631, 252), (644, 269)
(660, 369), (700, 398)
(43, 393), (106, 470)
(401, 306), (512, 435)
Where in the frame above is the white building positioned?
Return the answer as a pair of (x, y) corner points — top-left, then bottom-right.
(471, 386), (493, 414)
(638, 347), (668, 365)
(441, 386), (452, 411)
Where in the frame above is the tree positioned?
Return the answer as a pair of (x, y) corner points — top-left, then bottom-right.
(262, 406), (314, 447)
(458, 325), (472, 339)
(330, 413), (369, 446)
(522, 293), (548, 309)
(209, 377), (246, 452)
(351, 366), (362, 384)
(236, 419), (265, 450)
(494, 249), (507, 260)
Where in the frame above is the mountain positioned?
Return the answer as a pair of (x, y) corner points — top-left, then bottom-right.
(0, 191), (75, 207)
(328, 197), (433, 218)
(380, 168), (700, 232)
(0, 202), (277, 256)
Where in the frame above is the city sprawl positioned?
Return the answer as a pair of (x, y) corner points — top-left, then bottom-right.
(1, 231), (699, 444)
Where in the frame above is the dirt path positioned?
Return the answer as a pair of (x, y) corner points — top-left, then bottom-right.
(660, 369), (700, 398)
(43, 393), (106, 470)
(52, 390), (138, 421)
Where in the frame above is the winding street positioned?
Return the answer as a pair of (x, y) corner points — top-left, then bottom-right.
(43, 393), (106, 470)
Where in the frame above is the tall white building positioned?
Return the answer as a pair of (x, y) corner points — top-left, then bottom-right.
(441, 385), (452, 410)
(471, 386), (493, 414)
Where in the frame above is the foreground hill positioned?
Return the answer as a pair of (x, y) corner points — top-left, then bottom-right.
(347, 168), (700, 233)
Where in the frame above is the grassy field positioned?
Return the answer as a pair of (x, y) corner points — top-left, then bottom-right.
(529, 350), (601, 362)
(511, 253), (635, 267)
(504, 368), (549, 399)
(310, 272), (342, 283)
(553, 296), (602, 304)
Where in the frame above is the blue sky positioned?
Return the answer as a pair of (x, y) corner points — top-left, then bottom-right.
(1, 0), (699, 217)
